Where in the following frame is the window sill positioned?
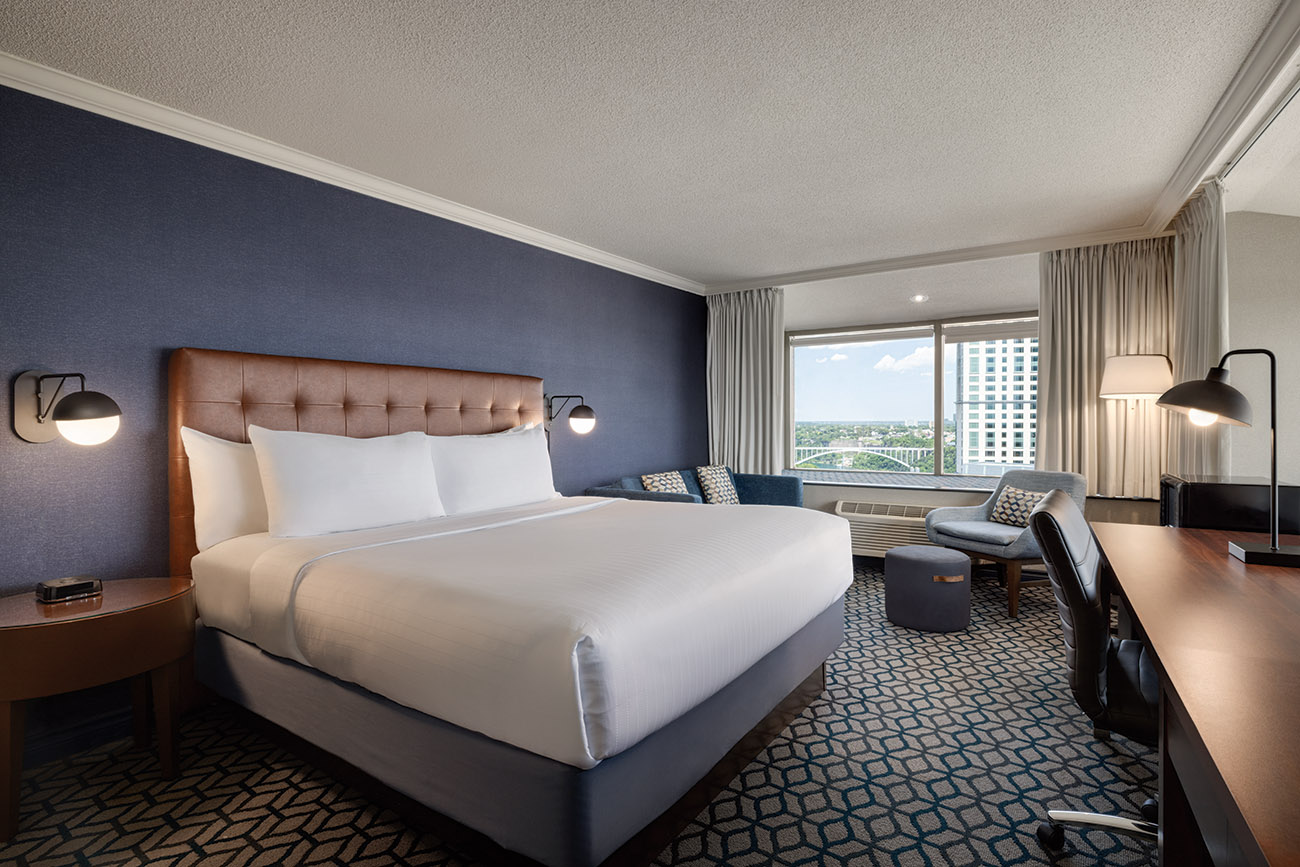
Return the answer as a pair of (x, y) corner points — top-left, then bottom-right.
(784, 469), (998, 492)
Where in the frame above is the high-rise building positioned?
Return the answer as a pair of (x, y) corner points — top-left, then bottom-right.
(954, 338), (1038, 476)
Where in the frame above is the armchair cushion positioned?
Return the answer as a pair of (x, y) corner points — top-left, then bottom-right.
(924, 503), (990, 529)
(931, 520), (1025, 547)
(989, 485), (1048, 527)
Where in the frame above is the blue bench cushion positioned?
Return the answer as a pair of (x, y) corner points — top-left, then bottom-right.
(932, 520), (1024, 546)
(621, 470), (705, 500)
(591, 469), (800, 507)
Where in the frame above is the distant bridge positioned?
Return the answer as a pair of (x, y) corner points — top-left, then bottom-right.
(792, 446), (934, 472)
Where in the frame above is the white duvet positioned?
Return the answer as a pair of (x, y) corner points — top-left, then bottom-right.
(193, 496), (852, 769)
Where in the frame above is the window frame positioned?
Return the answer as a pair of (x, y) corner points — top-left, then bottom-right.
(785, 309), (1038, 480)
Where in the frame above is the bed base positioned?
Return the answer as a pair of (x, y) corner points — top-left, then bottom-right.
(196, 595), (843, 867)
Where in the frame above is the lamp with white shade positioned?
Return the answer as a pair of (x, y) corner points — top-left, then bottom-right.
(1098, 355), (1173, 401)
(545, 394), (597, 435)
(12, 370), (123, 445)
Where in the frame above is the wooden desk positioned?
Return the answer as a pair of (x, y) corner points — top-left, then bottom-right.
(1092, 523), (1300, 866)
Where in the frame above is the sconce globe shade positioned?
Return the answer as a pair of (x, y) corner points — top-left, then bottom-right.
(51, 390), (123, 445)
(1099, 354), (1173, 399)
(1156, 367), (1251, 427)
(568, 404), (596, 434)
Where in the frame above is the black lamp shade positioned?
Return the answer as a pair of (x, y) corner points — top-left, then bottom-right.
(1155, 367), (1252, 426)
(51, 390), (122, 422)
(568, 404), (596, 433)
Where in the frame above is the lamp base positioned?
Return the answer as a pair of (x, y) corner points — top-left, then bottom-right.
(1228, 540), (1300, 567)
(11, 369), (59, 443)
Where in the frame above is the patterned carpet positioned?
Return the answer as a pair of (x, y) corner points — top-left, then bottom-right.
(1, 563), (1155, 867)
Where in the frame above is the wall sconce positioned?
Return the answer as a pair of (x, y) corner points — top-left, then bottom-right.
(546, 394), (596, 435)
(12, 370), (122, 445)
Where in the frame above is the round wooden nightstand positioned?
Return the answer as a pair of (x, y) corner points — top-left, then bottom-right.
(0, 577), (194, 841)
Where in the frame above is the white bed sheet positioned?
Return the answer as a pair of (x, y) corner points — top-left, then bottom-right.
(192, 496), (851, 769)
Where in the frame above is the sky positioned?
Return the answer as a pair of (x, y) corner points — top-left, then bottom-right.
(794, 337), (957, 422)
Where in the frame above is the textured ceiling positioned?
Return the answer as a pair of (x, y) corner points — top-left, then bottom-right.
(0, 0), (1284, 289)
(784, 255), (1039, 331)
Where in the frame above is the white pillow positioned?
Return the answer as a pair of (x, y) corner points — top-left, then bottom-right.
(429, 425), (558, 515)
(248, 426), (445, 537)
(181, 427), (269, 551)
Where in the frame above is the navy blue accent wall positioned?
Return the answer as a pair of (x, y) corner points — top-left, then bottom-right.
(0, 85), (709, 597)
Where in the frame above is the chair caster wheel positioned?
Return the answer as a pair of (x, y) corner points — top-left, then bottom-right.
(1141, 798), (1158, 822)
(1037, 821), (1066, 851)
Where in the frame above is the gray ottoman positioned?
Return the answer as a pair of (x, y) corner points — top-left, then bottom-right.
(885, 545), (971, 632)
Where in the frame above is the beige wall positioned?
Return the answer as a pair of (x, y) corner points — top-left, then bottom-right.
(1225, 211), (1300, 483)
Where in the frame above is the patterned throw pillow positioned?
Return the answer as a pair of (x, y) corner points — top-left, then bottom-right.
(696, 465), (740, 505)
(989, 485), (1047, 527)
(641, 471), (689, 494)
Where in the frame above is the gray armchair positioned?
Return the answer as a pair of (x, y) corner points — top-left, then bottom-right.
(925, 469), (1087, 617)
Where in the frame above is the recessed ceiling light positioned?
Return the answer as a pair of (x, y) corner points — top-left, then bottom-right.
(910, 294), (930, 303)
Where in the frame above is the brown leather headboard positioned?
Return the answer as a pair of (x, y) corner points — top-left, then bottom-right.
(167, 347), (545, 577)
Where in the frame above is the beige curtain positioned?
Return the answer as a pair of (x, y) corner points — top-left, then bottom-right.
(1039, 238), (1173, 498)
(1170, 180), (1229, 476)
(706, 287), (784, 474)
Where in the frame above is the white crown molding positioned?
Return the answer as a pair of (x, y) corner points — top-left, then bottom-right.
(1142, 0), (1300, 233)
(704, 225), (1173, 294)
(0, 51), (706, 295)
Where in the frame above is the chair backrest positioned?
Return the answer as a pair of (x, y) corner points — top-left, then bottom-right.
(1028, 489), (1112, 722)
(995, 469), (1087, 508)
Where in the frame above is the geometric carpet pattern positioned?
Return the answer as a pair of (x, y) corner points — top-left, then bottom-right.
(1, 562), (1155, 867)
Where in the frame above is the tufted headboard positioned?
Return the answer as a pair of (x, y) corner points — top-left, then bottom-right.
(167, 347), (545, 577)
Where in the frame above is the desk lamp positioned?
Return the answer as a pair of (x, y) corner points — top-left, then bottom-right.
(1157, 348), (1300, 566)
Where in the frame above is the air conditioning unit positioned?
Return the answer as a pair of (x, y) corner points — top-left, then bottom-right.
(835, 500), (936, 557)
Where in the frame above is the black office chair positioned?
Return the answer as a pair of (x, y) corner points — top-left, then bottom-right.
(1028, 490), (1159, 850)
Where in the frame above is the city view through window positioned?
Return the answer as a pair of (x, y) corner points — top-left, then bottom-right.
(790, 322), (1038, 478)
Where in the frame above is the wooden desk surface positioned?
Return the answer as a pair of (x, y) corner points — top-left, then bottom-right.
(1092, 523), (1300, 866)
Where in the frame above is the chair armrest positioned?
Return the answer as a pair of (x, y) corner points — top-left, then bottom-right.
(584, 486), (701, 504)
(1001, 526), (1042, 559)
(925, 503), (988, 530)
(733, 473), (803, 507)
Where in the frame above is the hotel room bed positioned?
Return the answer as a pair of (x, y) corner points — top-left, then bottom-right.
(168, 347), (851, 867)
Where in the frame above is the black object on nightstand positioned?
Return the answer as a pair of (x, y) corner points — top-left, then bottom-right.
(35, 576), (102, 604)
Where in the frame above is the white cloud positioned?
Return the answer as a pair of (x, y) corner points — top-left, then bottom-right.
(830, 353), (849, 362)
(815, 357), (829, 364)
(873, 345), (933, 373)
